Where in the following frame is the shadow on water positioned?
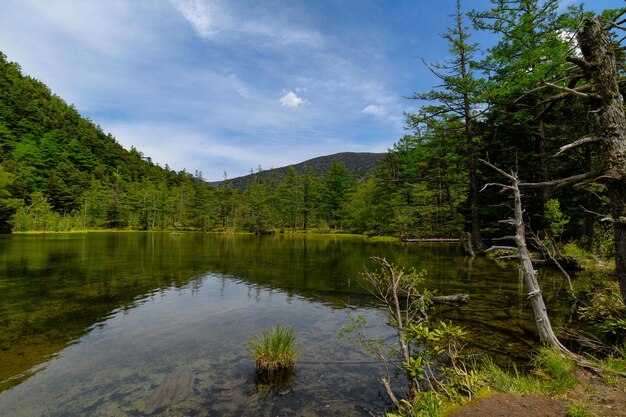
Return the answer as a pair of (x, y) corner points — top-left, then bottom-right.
(0, 232), (577, 416)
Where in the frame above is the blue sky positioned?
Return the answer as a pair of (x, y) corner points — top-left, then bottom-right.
(0, 0), (620, 180)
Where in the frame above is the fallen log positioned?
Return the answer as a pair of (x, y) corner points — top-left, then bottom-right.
(432, 294), (469, 305)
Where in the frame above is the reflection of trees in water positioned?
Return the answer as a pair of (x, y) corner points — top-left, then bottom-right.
(0, 233), (573, 393)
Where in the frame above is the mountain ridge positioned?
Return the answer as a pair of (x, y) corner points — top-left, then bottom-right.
(212, 152), (386, 188)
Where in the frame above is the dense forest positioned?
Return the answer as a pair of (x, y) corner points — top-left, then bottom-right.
(0, 0), (624, 258)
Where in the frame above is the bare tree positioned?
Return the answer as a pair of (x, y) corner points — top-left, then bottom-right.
(481, 160), (571, 351)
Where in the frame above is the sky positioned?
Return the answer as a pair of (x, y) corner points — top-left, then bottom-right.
(0, 0), (620, 180)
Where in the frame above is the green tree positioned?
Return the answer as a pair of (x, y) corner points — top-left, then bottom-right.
(319, 161), (355, 228)
(277, 166), (304, 231)
(0, 165), (22, 232)
(409, 0), (485, 251)
(470, 0), (586, 222)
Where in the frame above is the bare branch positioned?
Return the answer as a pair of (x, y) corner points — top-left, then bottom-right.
(381, 376), (400, 409)
(540, 79), (598, 100)
(566, 55), (590, 72)
(538, 84), (593, 105)
(492, 236), (516, 242)
(555, 136), (602, 156)
(520, 171), (598, 189)
(498, 219), (516, 225)
(479, 159), (516, 182)
(606, 21), (626, 31)
(486, 246), (519, 252)
(580, 205), (626, 224)
(529, 231), (574, 295)
(480, 182), (514, 192)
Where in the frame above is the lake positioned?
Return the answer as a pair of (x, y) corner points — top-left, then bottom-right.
(0, 232), (574, 416)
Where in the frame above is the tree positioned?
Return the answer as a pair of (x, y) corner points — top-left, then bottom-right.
(556, 14), (626, 305)
(319, 161), (355, 228)
(399, 119), (468, 238)
(482, 160), (570, 350)
(277, 166), (303, 231)
(470, 0), (585, 222)
(410, 0), (485, 252)
(0, 165), (21, 232)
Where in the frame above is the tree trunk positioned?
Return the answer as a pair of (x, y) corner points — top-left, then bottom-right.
(468, 139), (484, 252)
(457, 0), (483, 253)
(511, 173), (568, 349)
(482, 159), (570, 351)
(535, 116), (550, 216)
(576, 18), (626, 305)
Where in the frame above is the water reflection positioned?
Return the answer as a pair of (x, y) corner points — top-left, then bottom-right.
(0, 232), (574, 416)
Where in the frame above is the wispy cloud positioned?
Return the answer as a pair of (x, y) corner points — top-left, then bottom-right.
(171, 0), (323, 48)
(172, 0), (217, 39)
(362, 104), (385, 117)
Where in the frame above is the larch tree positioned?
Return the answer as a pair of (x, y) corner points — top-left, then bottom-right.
(470, 0), (584, 221)
(409, 0), (486, 253)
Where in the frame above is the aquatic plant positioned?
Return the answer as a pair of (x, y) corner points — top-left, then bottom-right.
(250, 325), (297, 373)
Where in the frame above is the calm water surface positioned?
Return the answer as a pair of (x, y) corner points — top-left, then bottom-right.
(0, 233), (574, 416)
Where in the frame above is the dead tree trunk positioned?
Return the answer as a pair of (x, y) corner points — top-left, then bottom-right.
(570, 18), (626, 306)
(481, 160), (570, 351)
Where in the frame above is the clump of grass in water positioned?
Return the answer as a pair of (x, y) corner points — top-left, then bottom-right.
(250, 325), (297, 373)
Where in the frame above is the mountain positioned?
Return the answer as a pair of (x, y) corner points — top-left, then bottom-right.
(214, 152), (386, 188)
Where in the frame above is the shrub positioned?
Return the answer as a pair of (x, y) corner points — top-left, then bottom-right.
(578, 283), (626, 344)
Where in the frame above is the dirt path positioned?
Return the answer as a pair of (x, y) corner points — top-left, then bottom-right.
(447, 393), (566, 417)
(564, 370), (626, 417)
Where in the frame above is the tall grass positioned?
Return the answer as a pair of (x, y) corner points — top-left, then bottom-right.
(479, 347), (577, 396)
(250, 325), (297, 373)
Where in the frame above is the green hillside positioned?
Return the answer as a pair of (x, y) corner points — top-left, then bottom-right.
(0, 52), (217, 232)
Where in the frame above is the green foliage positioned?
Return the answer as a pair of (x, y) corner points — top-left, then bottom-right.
(544, 199), (569, 238)
(480, 358), (541, 395)
(0, 165), (22, 232)
(578, 282), (626, 343)
(343, 259), (480, 417)
(406, 321), (481, 399)
(249, 325), (297, 373)
(562, 243), (605, 270)
(339, 314), (387, 361)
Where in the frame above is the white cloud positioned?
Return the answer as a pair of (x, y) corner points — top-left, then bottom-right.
(279, 91), (304, 109)
(172, 0), (217, 39)
(362, 104), (386, 117)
